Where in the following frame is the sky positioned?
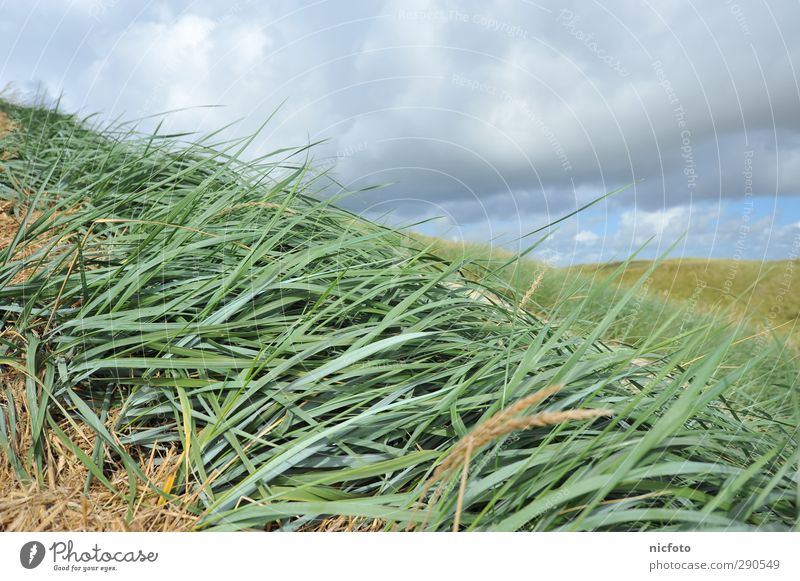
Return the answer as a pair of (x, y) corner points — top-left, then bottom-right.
(2, 0), (800, 265)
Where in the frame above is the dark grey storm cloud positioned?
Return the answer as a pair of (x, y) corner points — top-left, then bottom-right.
(2, 0), (799, 262)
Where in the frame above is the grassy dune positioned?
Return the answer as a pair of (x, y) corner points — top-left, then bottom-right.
(418, 236), (799, 411)
(0, 100), (798, 532)
(567, 258), (800, 334)
(417, 237), (800, 336)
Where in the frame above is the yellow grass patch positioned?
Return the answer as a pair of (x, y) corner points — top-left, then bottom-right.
(0, 370), (200, 532)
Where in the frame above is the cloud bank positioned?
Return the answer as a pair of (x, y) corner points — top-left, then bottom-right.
(2, 0), (799, 263)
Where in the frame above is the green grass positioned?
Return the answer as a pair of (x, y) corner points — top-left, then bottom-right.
(0, 99), (798, 531)
(417, 236), (799, 413)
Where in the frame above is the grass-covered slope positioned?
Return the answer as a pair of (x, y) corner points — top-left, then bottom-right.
(419, 236), (799, 414)
(567, 259), (800, 334)
(0, 101), (798, 531)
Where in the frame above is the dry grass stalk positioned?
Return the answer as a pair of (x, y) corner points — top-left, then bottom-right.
(414, 384), (613, 531)
(520, 270), (545, 307)
(304, 515), (389, 532)
(0, 369), (200, 532)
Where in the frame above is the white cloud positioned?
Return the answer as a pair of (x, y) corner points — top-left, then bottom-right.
(574, 230), (600, 244)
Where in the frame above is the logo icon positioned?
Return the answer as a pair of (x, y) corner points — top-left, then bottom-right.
(20, 541), (46, 569)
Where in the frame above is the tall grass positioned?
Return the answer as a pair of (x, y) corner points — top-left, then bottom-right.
(0, 100), (797, 531)
(419, 236), (800, 417)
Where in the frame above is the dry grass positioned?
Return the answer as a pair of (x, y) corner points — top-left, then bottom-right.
(0, 112), (16, 161)
(414, 385), (613, 531)
(1, 200), (88, 286)
(304, 516), (389, 532)
(0, 465), (199, 532)
(520, 270), (545, 307)
(0, 113), (21, 254)
(0, 370), (200, 532)
(0, 201), (50, 283)
(0, 113), (83, 285)
(0, 114), (50, 283)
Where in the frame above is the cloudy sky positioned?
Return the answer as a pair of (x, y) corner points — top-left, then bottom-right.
(3, 0), (800, 265)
